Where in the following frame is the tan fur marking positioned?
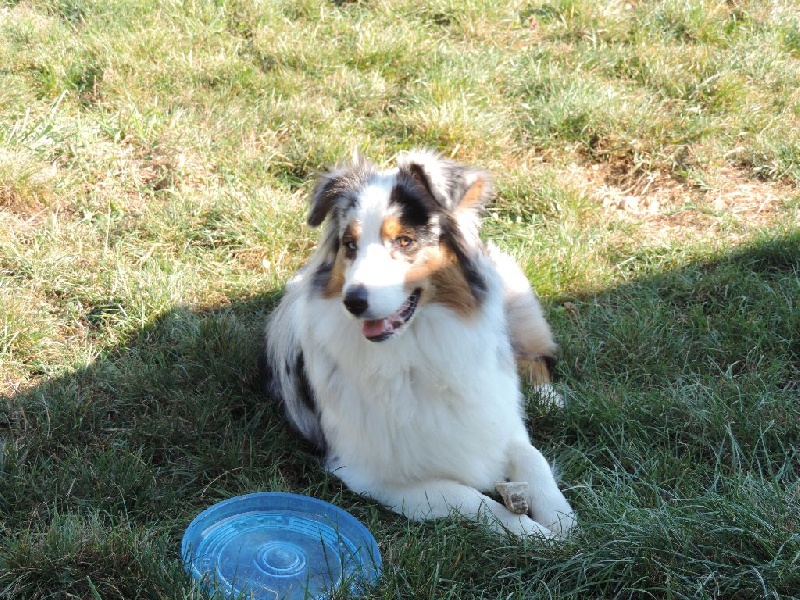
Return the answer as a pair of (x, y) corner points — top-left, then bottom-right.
(504, 291), (558, 386)
(322, 249), (346, 298)
(406, 246), (479, 318)
(381, 216), (403, 241)
(323, 222), (359, 299)
(382, 216), (417, 258)
(430, 261), (480, 316)
(343, 221), (361, 244)
(457, 177), (485, 212)
(517, 357), (552, 386)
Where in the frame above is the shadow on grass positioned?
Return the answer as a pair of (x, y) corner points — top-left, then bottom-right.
(0, 232), (798, 598)
(0, 289), (348, 597)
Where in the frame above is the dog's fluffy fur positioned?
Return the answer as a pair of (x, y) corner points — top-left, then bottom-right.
(261, 150), (576, 537)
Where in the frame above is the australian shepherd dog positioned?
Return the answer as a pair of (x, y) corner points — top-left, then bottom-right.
(261, 150), (576, 538)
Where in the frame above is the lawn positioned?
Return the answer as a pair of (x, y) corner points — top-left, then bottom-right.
(1, 0), (799, 598)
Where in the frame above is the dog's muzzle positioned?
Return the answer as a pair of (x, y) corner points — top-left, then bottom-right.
(344, 287), (422, 342)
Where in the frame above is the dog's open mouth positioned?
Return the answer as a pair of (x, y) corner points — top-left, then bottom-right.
(362, 288), (421, 342)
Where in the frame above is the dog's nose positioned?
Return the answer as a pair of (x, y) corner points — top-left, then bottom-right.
(343, 285), (369, 316)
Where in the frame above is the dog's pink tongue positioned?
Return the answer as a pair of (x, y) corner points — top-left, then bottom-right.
(362, 319), (386, 339)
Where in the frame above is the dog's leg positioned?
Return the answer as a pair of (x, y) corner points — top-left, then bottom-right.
(379, 479), (555, 538)
(331, 463), (552, 537)
(489, 245), (563, 407)
(517, 356), (563, 407)
(506, 439), (576, 538)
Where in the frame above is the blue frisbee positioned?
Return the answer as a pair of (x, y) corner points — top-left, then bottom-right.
(182, 492), (382, 600)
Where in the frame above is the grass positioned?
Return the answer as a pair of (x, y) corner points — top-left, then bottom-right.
(1, 0), (799, 597)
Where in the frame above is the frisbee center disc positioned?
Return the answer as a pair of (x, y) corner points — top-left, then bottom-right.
(255, 541), (307, 576)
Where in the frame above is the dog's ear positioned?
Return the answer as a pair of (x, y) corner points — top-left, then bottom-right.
(397, 149), (492, 214)
(307, 169), (344, 227)
(307, 155), (372, 227)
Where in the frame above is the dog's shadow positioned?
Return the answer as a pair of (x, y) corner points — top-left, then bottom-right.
(1, 231), (797, 591)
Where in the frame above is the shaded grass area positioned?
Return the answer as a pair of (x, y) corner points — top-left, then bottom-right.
(2, 235), (798, 599)
(1, 0), (799, 598)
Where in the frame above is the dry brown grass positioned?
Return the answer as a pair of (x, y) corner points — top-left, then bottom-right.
(567, 162), (798, 245)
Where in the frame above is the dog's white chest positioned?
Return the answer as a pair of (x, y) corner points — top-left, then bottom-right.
(315, 331), (525, 490)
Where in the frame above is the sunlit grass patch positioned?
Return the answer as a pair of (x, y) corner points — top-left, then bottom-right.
(1, 0), (798, 597)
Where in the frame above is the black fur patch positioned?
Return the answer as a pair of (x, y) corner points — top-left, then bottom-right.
(404, 157), (481, 211)
(294, 352), (317, 416)
(310, 234), (340, 294)
(311, 260), (334, 292)
(543, 355), (558, 382)
(439, 213), (488, 301)
(293, 351), (327, 453)
(389, 181), (432, 229)
(405, 162), (436, 200)
(308, 161), (375, 227)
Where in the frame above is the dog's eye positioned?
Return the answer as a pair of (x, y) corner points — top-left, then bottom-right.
(342, 238), (357, 255)
(395, 235), (414, 249)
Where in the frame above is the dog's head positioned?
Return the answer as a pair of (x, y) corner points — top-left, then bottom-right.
(307, 150), (493, 342)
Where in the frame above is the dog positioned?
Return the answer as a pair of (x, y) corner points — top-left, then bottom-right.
(260, 150), (576, 538)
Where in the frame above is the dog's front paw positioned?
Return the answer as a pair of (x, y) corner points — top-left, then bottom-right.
(529, 491), (577, 539)
(495, 511), (554, 539)
(545, 509), (577, 539)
